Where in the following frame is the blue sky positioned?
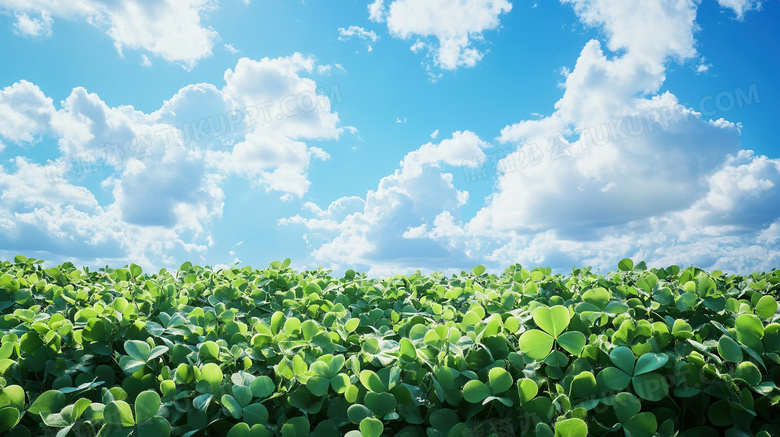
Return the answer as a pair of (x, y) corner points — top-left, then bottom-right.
(0, 0), (778, 276)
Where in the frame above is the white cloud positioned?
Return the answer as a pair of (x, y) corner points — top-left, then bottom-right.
(282, 131), (485, 275)
(0, 157), (97, 208)
(759, 220), (780, 245)
(401, 130), (488, 177)
(215, 54), (342, 198)
(561, 0), (698, 65)
(0, 80), (57, 145)
(0, 0), (218, 68)
(110, 147), (224, 230)
(418, 144), (780, 273)
(486, 93), (741, 232)
(12, 10), (52, 37)
(0, 54), (343, 269)
(375, 0), (512, 70)
(368, 0), (385, 22)
(0, 158), (213, 271)
(430, 129), (439, 139)
(715, 0), (762, 19)
(475, 0), (717, 234)
(338, 25), (379, 52)
(675, 150), (780, 234)
(445, 0), (779, 274)
(338, 25), (379, 42)
(279, 196), (365, 232)
(315, 64), (346, 75)
(284, 0), (779, 275)
(224, 44), (239, 54)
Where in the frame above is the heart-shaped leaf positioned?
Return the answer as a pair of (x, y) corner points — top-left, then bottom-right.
(233, 386), (253, 407)
(614, 392), (641, 423)
(199, 341), (220, 361)
(359, 370), (387, 393)
(301, 320), (319, 341)
(601, 367), (632, 391)
(488, 367), (513, 394)
(119, 357), (146, 375)
(554, 417), (588, 437)
(582, 287), (610, 309)
(329, 355), (346, 375)
(518, 379), (538, 404)
(707, 400), (733, 427)
(519, 329), (554, 360)
(200, 363), (224, 394)
(136, 416), (171, 437)
(250, 376), (275, 398)
(570, 371), (597, 400)
(463, 380), (491, 403)
(430, 409), (459, 433)
(618, 259), (634, 271)
(135, 390), (161, 424)
(533, 306), (571, 338)
(558, 331), (586, 356)
(306, 377), (330, 397)
(104, 400), (135, 428)
(755, 295), (778, 319)
(623, 412), (657, 437)
(0, 407), (21, 433)
(222, 395), (243, 419)
(243, 403), (269, 427)
(632, 373), (669, 401)
(735, 314), (764, 340)
(717, 336), (743, 362)
(331, 374), (350, 394)
(347, 404), (373, 424)
(227, 423), (251, 437)
(125, 340), (151, 362)
(735, 362), (762, 385)
(0, 385), (24, 410)
(633, 353), (668, 376)
(28, 390), (67, 415)
(359, 418), (383, 437)
(281, 416), (309, 437)
(364, 392), (397, 417)
(609, 347), (635, 375)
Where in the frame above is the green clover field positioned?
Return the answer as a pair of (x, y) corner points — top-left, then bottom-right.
(1, 255), (779, 437)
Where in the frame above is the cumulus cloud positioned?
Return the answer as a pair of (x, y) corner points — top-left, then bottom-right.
(485, 93), (741, 233)
(675, 150), (780, 234)
(212, 54), (342, 197)
(281, 131), (485, 275)
(371, 0), (512, 70)
(450, 0), (779, 274)
(284, 0), (778, 275)
(0, 54), (342, 269)
(368, 0), (385, 22)
(0, 80), (57, 144)
(561, 0), (698, 66)
(0, 0), (218, 68)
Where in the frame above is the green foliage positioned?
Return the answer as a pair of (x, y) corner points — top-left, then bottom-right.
(0, 256), (779, 436)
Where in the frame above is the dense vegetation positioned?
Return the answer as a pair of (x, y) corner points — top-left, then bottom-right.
(0, 255), (779, 437)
